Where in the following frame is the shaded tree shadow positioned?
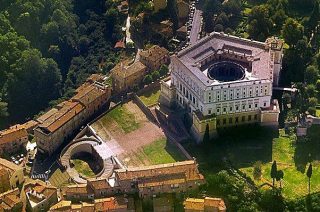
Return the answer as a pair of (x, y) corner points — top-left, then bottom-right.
(183, 125), (276, 172)
(294, 125), (320, 173)
(165, 141), (188, 162)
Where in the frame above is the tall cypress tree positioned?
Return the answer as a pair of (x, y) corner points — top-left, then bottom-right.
(271, 160), (278, 189)
(307, 163), (313, 195)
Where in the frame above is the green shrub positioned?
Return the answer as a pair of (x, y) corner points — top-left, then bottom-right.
(253, 161), (262, 180)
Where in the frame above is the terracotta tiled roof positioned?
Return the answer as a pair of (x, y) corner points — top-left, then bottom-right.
(64, 184), (88, 195)
(72, 84), (107, 107)
(184, 197), (226, 211)
(184, 198), (204, 210)
(25, 180), (57, 202)
(0, 125), (28, 145)
(0, 188), (22, 210)
(111, 61), (146, 79)
(0, 168), (9, 177)
(87, 179), (110, 190)
(21, 120), (39, 132)
(116, 160), (204, 182)
(94, 197), (127, 211)
(50, 198), (127, 212)
(37, 108), (59, 124)
(38, 101), (85, 134)
(114, 40), (126, 49)
(0, 158), (22, 175)
(204, 197), (226, 211)
(36, 74), (109, 134)
(138, 173), (186, 188)
(81, 202), (95, 212)
(139, 45), (169, 62)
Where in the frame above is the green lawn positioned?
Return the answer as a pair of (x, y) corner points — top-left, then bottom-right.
(99, 105), (140, 133)
(138, 89), (160, 107)
(316, 109), (320, 117)
(183, 125), (320, 199)
(141, 138), (186, 165)
(240, 127), (320, 199)
(72, 159), (95, 178)
(123, 138), (187, 167)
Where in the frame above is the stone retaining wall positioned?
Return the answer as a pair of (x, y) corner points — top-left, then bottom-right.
(132, 94), (160, 126)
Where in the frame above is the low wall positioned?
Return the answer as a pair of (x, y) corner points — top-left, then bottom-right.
(133, 94), (160, 126)
(136, 81), (161, 96)
(164, 124), (193, 160)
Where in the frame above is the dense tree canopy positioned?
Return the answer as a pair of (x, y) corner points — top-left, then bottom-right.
(248, 5), (272, 41)
(282, 18), (304, 46)
(0, 0), (123, 128)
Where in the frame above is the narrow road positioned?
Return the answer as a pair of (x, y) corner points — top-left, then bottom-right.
(125, 16), (133, 44)
(190, 9), (203, 45)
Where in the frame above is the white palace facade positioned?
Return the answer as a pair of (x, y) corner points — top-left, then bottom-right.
(160, 32), (283, 142)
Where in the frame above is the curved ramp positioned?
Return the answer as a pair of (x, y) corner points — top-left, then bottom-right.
(60, 136), (115, 184)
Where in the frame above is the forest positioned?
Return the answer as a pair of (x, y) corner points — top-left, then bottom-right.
(0, 0), (124, 129)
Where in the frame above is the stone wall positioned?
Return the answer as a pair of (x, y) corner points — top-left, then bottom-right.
(132, 94), (160, 126)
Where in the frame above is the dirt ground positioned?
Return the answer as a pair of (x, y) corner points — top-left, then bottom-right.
(90, 101), (165, 166)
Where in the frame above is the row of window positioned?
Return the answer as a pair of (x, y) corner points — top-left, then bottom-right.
(175, 72), (201, 96)
(216, 114), (258, 126)
(208, 86), (270, 103)
(208, 102), (266, 115)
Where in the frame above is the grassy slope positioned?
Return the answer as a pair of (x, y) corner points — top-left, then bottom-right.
(241, 127), (320, 199)
(125, 138), (187, 167)
(183, 125), (320, 199)
(138, 89), (161, 107)
(141, 138), (186, 164)
(99, 105), (140, 133)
